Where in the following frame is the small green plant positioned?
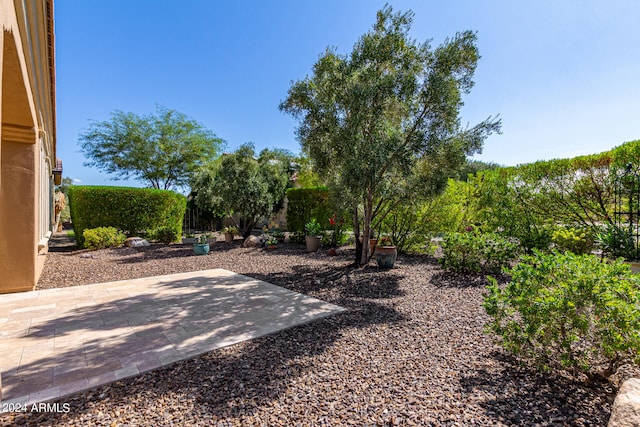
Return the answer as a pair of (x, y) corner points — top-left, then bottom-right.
(290, 231), (306, 243)
(152, 226), (180, 244)
(378, 236), (394, 246)
(551, 226), (594, 255)
(484, 250), (640, 382)
(271, 229), (285, 239)
(441, 231), (519, 273)
(265, 235), (278, 247)
(197, 235), (207, 244)
(305, 219), (323, 236)
(82, 227), (126, 250)
(596, 224), (636, 260)
(222, 226), (239, 235)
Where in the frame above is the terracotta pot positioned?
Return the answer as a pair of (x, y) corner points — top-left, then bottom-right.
(305, 235), (322, 252)
(375, 246), (397, 269)
(224, 233), (234, 243)
(370, 238), (378, 256)
(359, 237), (378, 255)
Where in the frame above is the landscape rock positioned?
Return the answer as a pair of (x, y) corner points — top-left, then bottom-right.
(243, 235), (262, 248)
(20, 237), (622, 427)
(124, 237), (150, 248)
(609, 378), (640, 427)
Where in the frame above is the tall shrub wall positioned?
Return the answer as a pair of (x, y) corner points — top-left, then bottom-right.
(68, 186), (186, 247)
(475, 139), (640, 248)
(285, 187), (331, 233)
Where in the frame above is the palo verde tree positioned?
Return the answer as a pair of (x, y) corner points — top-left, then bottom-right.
(79, 105), (225, 190)
(280, 6), (501, 265)
(192, 143), (291, 238)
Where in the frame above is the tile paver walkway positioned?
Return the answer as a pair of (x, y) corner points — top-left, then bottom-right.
(0, 269), (345, 405)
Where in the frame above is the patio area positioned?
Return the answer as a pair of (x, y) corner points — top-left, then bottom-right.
(0, 269), (345, 405)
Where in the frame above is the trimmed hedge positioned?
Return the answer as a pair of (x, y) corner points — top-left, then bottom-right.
(285, 186), (331, 233)
(68, 186), (186, 248)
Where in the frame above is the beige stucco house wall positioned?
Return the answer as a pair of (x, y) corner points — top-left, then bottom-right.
(0, 0), (58, 293)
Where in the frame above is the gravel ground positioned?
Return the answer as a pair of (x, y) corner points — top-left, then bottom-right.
(1, 235), (624, 426)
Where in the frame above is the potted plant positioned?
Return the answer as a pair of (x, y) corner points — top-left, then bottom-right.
(182, 233), (197, 244)
(265, 235), (279, 250)
(375, 236), (397, 268)
(205, 232), (217, 245)
(222, 226), (238, 243)
(305, 219), (323, 252)
(193, 235), (210, 255)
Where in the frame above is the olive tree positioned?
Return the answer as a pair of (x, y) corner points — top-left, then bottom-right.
(280, 6), (501, 265)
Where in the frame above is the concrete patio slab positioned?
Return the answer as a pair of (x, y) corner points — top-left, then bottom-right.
(0, 269), (345, 405)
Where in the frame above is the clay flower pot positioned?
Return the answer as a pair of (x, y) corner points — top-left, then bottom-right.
(375, 245), (397, 268)
(305, 235), (322, 252)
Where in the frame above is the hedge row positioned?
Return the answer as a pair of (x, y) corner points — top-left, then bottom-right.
(68, 186), (186, 248)
(285, 186), (331, 233)
(474, 139), (640, 252)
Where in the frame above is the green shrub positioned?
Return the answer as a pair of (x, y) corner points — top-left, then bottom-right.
(551, 226), (594, 255)
(484, 251), (640, 381)
(441, 231), (519, 273)
(83, 227), (126, 250)
(596, 224), (637, 260)
(380, 202), (428, 254)
(151, 226), (181, 244)
(285, 187), (330, 234)
(68, 186), (185, 248)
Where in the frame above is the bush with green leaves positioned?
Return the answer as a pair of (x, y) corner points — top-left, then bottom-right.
(484, 251), (640, 381)
(151, 226), (181, 244)
(68, 186), (185, 248)
(83, 227), (126, 250)
(551, 226), (595, 255)
(285, 187), (330, 234)
(596, 224), (637, 260)
(441, 231), (519, 273)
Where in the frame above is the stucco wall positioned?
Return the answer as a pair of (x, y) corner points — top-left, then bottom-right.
(0, 0), (56, 293)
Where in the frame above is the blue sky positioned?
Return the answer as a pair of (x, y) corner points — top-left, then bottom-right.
(55, 0), (640, 187)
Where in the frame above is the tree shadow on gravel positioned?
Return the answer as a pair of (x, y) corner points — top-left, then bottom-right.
(248, 261), (407, 303)
(3, 265), (406, 426)
(429, 271), (510, 289)
(459, 350), (614, 426)
(111, 241), (247, 263)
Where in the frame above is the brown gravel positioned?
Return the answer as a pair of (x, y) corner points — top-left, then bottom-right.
(1, 235), (622, 426)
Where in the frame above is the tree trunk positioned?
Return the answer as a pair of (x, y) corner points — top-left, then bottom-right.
(359, 189), (374, 266)
(242, 219), (255, 239)
(353, 204), (362, 266)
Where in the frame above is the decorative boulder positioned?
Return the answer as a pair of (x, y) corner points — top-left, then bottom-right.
(609, 378), (640, 427)
(125, 237), (150, 248)
(243, 235), (262, 248)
